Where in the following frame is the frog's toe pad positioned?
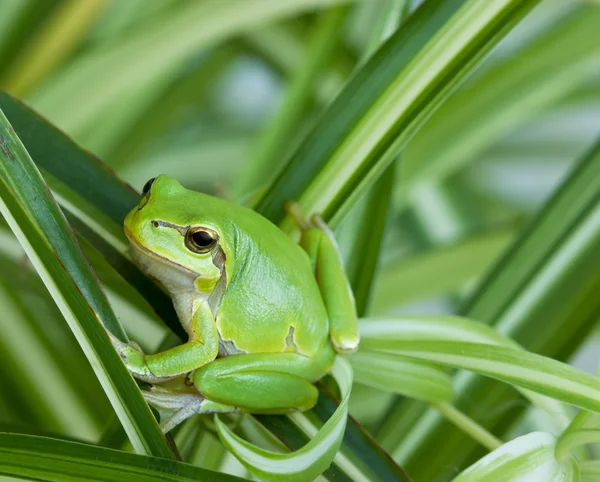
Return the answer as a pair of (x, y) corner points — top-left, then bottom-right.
(332, 335), (360, 355)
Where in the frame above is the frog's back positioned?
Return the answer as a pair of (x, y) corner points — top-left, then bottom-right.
(212, 201), (330, 357)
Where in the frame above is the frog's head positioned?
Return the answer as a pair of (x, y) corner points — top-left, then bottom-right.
(124, 175), (226, 295)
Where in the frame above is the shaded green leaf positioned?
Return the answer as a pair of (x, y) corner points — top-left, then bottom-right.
(0, 107), (174, 458)
(0, 433), (244, 482)
(350, 351), (453, 402)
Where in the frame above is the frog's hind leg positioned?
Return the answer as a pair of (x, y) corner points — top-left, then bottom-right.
(192, 353), (324, 414)
(286, 202), (360, 354)
(143, 384), (235, 433)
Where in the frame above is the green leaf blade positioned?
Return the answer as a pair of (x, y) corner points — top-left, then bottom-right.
(256, 0), (540, 228)
(0, 433), (244, 482)
(0, 107), (174, 458)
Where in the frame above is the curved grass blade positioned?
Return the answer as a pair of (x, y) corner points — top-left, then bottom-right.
(248, 364), (404, 479)
(0, 433), (245, 482)
(0, 91), (408, 480)
(313, 386), (411, 482)
(389, 136), (600, 479)
(360, 316), (600, 416)
(0, 108), (174, 458)
(376, 341), (600, 415)
(215, 357), (352, 482)
(256, 0), (541, 228)
(454, 432), (579, 482)
(256, 383), (411, 482)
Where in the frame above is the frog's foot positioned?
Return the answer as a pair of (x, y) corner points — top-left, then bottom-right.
(284, 203), (336, 239)
(284, 209), (360, 355)
(284, 201), (312, 231)
(143, 385), (236, 433)
(107, 332), (165, 383)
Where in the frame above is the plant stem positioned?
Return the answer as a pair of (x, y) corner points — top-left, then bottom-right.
(555, 428), (600, 461)
(430, 401), (502, 452)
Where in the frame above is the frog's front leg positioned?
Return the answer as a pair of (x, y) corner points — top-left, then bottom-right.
(141, 383), (235, 433)
(111, 301), (219, 383)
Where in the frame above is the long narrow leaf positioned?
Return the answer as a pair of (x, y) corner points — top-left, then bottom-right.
(0, 433), (244, 482)
(360, 316), (600, 417)
(400, 5), (600, 195)
(256, 0), (540, 228)
(0, 108), (174, 458)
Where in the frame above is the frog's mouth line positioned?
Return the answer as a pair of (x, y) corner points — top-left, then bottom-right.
(124, 225), (226, 292)
(124, 225), (199, 278)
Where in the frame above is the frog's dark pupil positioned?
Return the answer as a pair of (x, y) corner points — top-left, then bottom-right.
(142, 177), (156, 195)
(192, 230), (213, 247)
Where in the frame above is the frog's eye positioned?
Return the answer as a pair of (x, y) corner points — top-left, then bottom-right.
(185, 227), (219, 254)
(142, 177), (156, 196)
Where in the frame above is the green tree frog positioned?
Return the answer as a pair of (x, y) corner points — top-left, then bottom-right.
(111, 175), (359, 432)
